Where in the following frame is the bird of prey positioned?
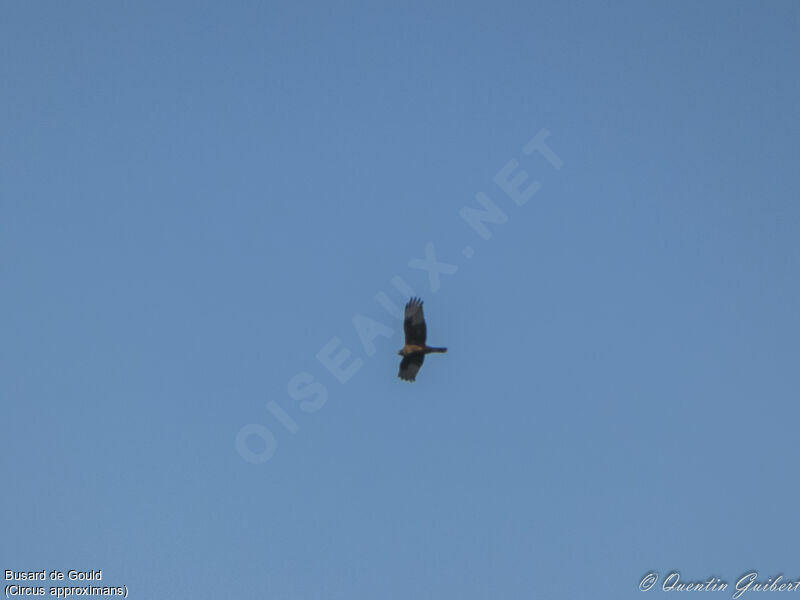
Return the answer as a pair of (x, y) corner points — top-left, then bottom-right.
(397, 297), (447, 382)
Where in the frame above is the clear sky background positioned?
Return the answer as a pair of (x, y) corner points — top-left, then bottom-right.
(2, 2), (799, 598)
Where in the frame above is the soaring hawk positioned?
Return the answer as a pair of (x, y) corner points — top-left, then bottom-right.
(397, 297), (447, 382)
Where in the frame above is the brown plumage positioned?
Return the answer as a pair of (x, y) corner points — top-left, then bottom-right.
(397, 297), (447, 382)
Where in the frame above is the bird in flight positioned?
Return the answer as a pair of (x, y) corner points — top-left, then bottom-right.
(397, 297), (447, 382)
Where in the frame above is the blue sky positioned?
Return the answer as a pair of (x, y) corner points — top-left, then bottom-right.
(2, 2), (799, 598)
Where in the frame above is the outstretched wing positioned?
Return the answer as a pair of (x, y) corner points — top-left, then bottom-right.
(403, 297), (427, 345)
(398, 353), (424, 382)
